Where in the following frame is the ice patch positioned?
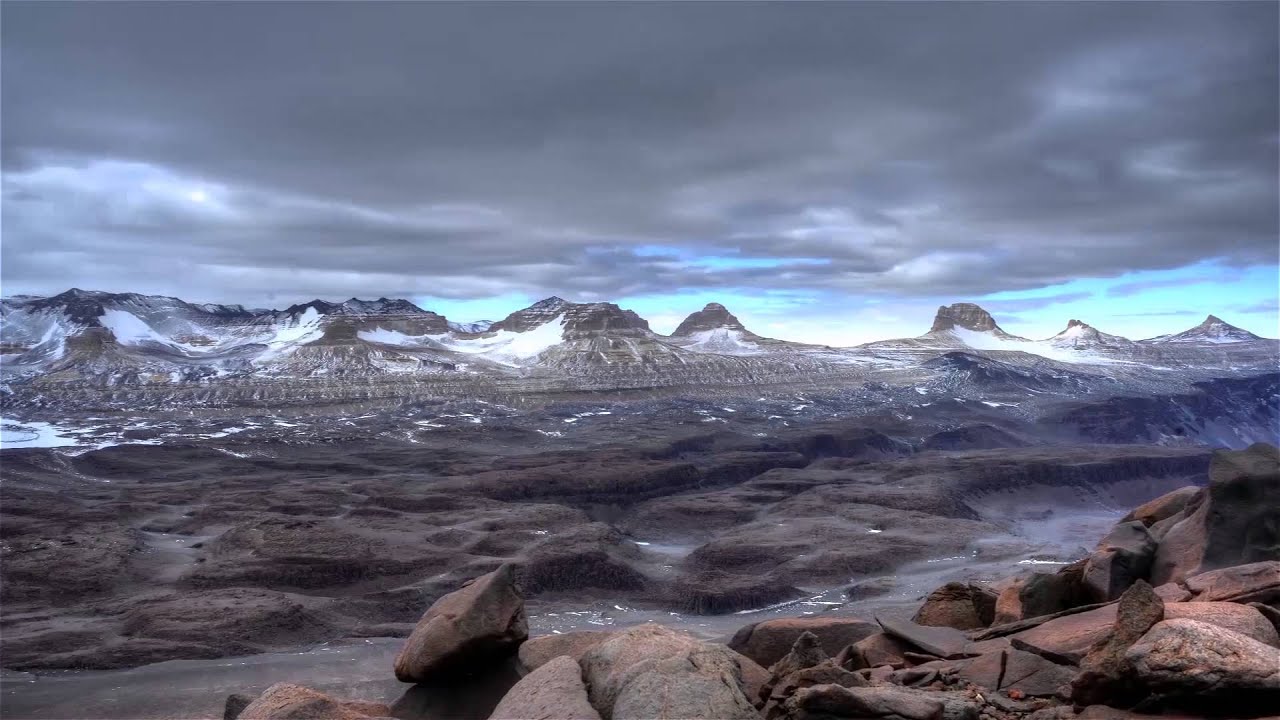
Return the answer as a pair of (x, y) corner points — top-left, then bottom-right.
(1, 417), (80, 448)
(255, 308), (325, 363)
(680, 328), (762, 355)
(358, 327), (428, 346)
(428, 314), (565, 366)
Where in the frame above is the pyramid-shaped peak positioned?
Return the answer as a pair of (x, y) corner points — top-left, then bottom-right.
(672, 302), (749, 336)
(930, 303), (1001, 333)
(490, 296), (574, 333)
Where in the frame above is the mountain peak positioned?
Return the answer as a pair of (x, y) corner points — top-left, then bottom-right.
(672, 302), (749, 337)
(1145, 314), (1262, 344)
(490, 296), (574, 333)
(929, 303), (1001, 333)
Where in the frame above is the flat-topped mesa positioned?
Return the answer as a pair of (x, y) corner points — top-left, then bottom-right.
(280, 297), (450, 341)
(672, 303), (750, 337)
(929, 303), (1003, 334)
(489, 296), (571, 333)
(560, 302), (651, 337)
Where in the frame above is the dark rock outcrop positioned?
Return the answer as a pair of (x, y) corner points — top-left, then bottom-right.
(729, 617), (879, 668)
(1151, 444), (1280, 585)
(1081, 521), (1157, 603)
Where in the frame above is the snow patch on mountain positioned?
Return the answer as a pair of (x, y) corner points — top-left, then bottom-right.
(254, 307), (326, 363)
(680, 328), (763, 355)
(428, 314), (567, 366)
(449, 320), (494, 333)
(100, 309), (205, 353)
(357, 327), (429, 346)
(947, 328), (1126, 365)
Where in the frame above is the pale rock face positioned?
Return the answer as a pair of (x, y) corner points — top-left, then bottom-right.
(929, 303), (1003, 333)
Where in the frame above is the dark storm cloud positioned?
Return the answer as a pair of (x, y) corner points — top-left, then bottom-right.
(2, 2), (1277, 307)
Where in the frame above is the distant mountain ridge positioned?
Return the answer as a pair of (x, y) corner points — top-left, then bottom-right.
(1, 289), (1275, 409)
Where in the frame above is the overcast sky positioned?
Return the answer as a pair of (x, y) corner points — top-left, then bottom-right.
(3, 2), (1277, 343)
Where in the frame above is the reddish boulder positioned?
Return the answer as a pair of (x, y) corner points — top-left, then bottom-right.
(911, 582), (987, 630)
(1184, 561), (1280, 605)
(517, 631), (614, 673)
(393, 564), (528, 683)
(847, 632), (912, 669)
(489, 655), (600, 720)
(238, 683), (390, 720)
(1126, 618), (1280, 715)
(1012, 599), (1277, 665)
(999, 648), (1075, 698)
(580, 624), (757, 719)
(1121, 486), (1201, 527)
(876, 615), (974, 659)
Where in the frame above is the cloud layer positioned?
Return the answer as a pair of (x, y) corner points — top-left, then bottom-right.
(3, 2), (1277, 317)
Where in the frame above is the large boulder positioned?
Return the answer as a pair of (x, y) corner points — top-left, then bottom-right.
(729, 616), (879, 668)
(759, 633), (867, 717)
(1184, 561), (1280, 605)
(1070, 579), (1164, 706)
(489, 655), (600, 720)
(1126, 618), (1280, 715)
(999, 648), (1076, 698)
(778, 684), (978, 720)
(1081, 521), (1157, 603)
(238, 683), (390, 720)
(993, 571), (1081, 625)
(846, 632), (912, 669)
(579, 624), (757, 720)
(911, 582), (988, 630)
(876, 615), (974, 660)
(1121, 486), (1201, 528)
(1150, 444), (1280, 586)
(517, 631), (614, 673)
(1012, 600), (1278, 665)
(394, 564), (528, 683)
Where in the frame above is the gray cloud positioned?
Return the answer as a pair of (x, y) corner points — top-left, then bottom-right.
(1234, 298), (1280, 315)
(2, 2), (1277, 307)
(975, 292), (1095, 314)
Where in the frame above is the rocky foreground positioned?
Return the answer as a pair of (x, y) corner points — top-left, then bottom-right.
(224, 443), (1280, 720)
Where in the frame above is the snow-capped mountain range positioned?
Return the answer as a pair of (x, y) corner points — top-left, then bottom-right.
(1, 291), (1275, 409)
